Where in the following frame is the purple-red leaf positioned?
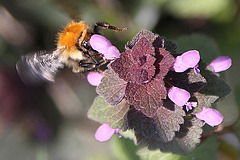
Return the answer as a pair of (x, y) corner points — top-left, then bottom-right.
(111, 37), (156, 84)
(125, 79), (167, 117)
(125, 29), (161, 50)
(156, 48), (175, 78)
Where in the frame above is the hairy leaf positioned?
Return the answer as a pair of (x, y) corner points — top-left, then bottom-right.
(127, 100), (185, 143)
(111, 37), (156, 84)
(125, 29), (177, 54)
(88, 96), (129, 129)
(155, 101), (185, 142)
(140, 118), (204, 155)
(97, 66), (127, 105)
(125, 79), (167, 117)
(155, 48), (175, 78)
(192, 92), (219, 113)
(199, 68), (231, 98)
(166, 118), (205, 155)
(125, 29), (161, 50)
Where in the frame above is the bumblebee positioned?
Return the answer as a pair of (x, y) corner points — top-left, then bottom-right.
(16, 21), (127, 85)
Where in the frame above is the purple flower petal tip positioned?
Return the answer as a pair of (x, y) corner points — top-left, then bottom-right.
(185, 101), (197, 112)
(209, 56), (232, 72)
(194, 65), (201, 74)
(173, 50), (200, 72)
(196, 107), (223, 127)
(105, 46), (120, 59)
(87, 72), (103, 86)
(95, 124), (116, 142)
(89, 34), (112, 54)
(168, 87), (191, 106)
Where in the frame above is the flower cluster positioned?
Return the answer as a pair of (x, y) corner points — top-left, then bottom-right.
(87, 30), (232, 155)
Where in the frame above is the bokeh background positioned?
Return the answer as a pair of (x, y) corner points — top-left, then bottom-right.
(0, 0), (240, 159)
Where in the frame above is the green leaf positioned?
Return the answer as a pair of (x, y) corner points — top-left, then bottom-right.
(187, 69), (206, 84)
(165, 118), (205, 155)
(143, 118), (204, 155)
(137, 135), (218, 160)
(88, 96), (129, 129)
(183, 135), (218, 160)
(138, 148), (180, 160)
(120, 130), (136, 141)
(154, 102), (185, 142)
(193, 92), (219, 113)
(97, 67), (127, 106)
(137, 117), (203, 155)
(127, 100), (185, 143)
(199, 68), (231, 99)
(112, 135), (140, 160)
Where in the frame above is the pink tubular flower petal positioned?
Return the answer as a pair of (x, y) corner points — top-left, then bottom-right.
(168, 87), (191, 106)
(89, 34), (120, 60)
(196, 107), (223, 127)
(87, 72), (103, 86)
(209, 56), (232, 72)
(95, 124), (116, 142)
(181, 50), (200, 67)
(173, 56), (190, 72)
(89, 34), (112, 54)
(106, 46), (120, 59)
(173, 50), (200, 72)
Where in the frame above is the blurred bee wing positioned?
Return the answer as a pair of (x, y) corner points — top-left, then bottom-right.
(16, 50), (64, 86)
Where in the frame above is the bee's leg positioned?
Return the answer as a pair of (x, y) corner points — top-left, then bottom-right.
(94, 22), (128, 33)
(78, 59), (109, 72)
(80, 51), (101, 68)
(79, 61), (95, 68)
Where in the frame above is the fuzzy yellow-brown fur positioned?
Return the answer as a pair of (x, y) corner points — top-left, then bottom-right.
(57, 21), (89, 63)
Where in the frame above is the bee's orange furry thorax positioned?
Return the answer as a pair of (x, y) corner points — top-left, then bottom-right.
(57, 21), (89, 49)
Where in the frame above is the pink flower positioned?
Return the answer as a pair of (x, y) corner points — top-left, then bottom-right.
(87, 71), (103, 86)
(89, 34), (120, 59)
(95, 124), (119, 142)
(173, 50), (200, 72)
(196, 107), (223, 127)
(208, 56), (232, 72)
(168, 86), (190, 107)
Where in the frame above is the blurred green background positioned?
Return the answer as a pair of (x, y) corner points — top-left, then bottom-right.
(0, 0), (240, 159)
